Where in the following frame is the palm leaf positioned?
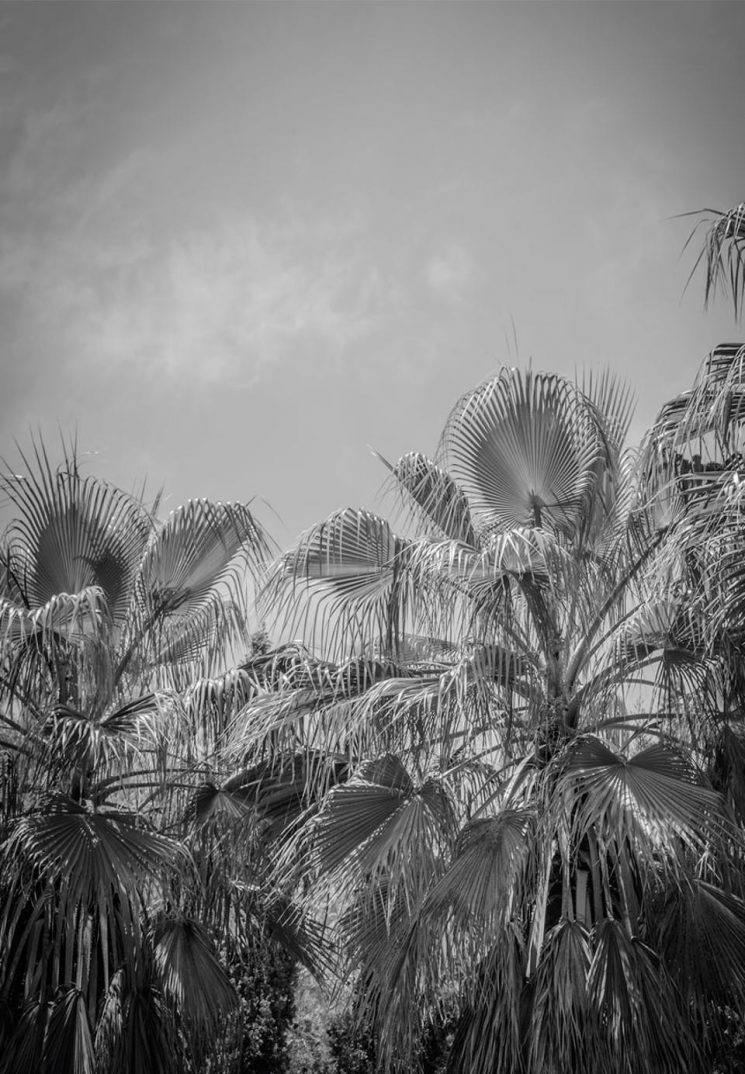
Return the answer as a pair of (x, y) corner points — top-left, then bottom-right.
(3, 801), (182, 989)
(528, 919), (593, 1074)
(131, 500), (270, 677)
(377, 450), (477, 544)
(9, 802), (180, 901)
(439, 368), (612, 537)
(1, 438), (152, 625)
(448, 923), (526, 1074)
(655, 879), (745, 1019)
(43, 987), (95, 1074)
(587, 919), (698, 1074)
(312, 755), (455, 911)
(685, 203), (745, 319)
(265, 509), (415, 655)
(424, 810), (533, 928)
(562, 737), (725, 858)
(137, 499), (269, 619)
(95, 966), (177, 1074)
(153, 916), (236, 1032)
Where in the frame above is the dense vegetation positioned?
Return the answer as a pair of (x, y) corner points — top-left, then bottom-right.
(2, 205), (745, 1072)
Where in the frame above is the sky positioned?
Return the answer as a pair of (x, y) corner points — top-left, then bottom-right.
(1, 1), (745, 549)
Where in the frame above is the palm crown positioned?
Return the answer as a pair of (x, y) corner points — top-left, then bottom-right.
(250, 365), (745, 1073)
(0, 441), (273, 1073)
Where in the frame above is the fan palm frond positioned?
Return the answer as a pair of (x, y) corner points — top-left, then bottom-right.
(1, 438), (152, 625)
(377, 450), (477, 544)
(153, 916), (236, 1033)
(265, 509), (416, 657)
(439, 368), (616, 539)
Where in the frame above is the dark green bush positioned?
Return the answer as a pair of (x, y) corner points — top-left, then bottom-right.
(202, 940), (297, 1074)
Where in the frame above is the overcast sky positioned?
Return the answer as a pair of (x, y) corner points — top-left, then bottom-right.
(1, 2), (744, 545)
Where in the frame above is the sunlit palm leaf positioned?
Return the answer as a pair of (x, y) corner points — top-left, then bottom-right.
(132, 500), (270, 677)
(1, 588), (110, 655)
(313, 755), (455, 900)
(578, 368), (635, 452)
(266, 509), (416, 655)
(185, 667), (256, 746)
(377, 450), (477, 544)
(138, 499), (269, 618)
(439, 368), (612, 537)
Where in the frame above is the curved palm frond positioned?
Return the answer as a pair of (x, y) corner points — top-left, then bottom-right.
(264, 509), (416, 657)
(312, 754), (455, 888)
(138, 499), (269, 616)
(153, 916), (236, 1033)
(586, 919), (698, 1074)
(377, 450), (477, 545)
(95, 965), (177, 1074)
(43, 987), (96, 1074)
(685, 203), (745, 319)
(130, 498), (271, 679)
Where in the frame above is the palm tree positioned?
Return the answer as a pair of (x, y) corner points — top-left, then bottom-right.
(250, 367), (745, 1074)
(640, 340), (745, 806)
(0, 440), (273, 1073)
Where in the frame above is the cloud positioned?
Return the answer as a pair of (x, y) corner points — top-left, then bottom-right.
(0, 98), (389, 386)
(425, 242), (473, 303)
(87, 220), (384, 383)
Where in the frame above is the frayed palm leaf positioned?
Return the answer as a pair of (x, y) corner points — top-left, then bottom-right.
(1, 438), (152, 626)
(43, 987), (95, 1074)
(528, 919), (593, 1074)
(654, 879), (745, 1024)
(424, 810), (534, 930)
(587, 919), (699, 1074)
(448, 924), (526, 1074)
(95, 966), (177, 1074)
(685, 203), (745, 319)
(153, 916), (236, 1033)
(561, 737), (725, 860)
(377, 450), (477, 544)
(265, 508), (416, 657)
